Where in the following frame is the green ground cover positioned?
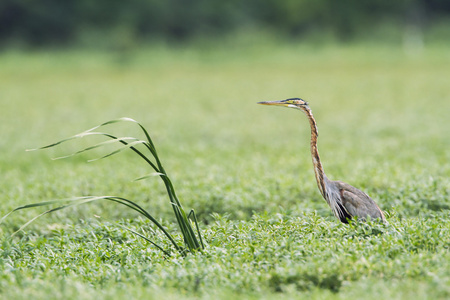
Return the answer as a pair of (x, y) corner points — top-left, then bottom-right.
(1, 42), (449, 299)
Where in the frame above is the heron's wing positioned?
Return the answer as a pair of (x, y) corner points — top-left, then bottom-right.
(340, 190), (369, 219)
(335, 181), (385, 222)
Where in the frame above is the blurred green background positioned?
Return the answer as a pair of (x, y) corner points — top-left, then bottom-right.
(1, 0), (450, 48)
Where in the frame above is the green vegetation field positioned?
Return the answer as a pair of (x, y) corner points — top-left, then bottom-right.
(1, 42), (450, 299)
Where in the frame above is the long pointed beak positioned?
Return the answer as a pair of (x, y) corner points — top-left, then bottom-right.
(257, 100), (288, 107)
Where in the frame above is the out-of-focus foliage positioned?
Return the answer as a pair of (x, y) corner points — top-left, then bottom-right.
(1, 0), (450, 47)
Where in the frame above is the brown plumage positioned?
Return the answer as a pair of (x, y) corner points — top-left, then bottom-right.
(258, 98), (385, 223)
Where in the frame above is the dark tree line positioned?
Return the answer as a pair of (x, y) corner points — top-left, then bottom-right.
(1, 0), (449, 47)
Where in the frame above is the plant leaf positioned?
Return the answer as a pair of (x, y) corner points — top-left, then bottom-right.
(52, 137), (141, 160)
(87, 140), (148, 162)
(133, 173), (166, 181)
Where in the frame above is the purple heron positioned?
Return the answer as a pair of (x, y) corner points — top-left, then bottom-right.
(258, 98), (385, 223)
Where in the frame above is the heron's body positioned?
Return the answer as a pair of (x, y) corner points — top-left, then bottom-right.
(258, 98), (385, 223)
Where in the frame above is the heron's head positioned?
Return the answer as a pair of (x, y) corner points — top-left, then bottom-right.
(257, 98), (309, 110)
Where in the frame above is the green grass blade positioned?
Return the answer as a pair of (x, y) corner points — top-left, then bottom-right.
(188, 209), (205, 249)
(74, 118), (138, 136)
(27, 131), (108, 151)
(115, 223), (172, 257)
(133, 173), (166, 181)
(108, 117), (158, 154)
(98, 133), (160, 173)
(172, 204), (200, 251)
(52, 137), (141, 160)
(87, 140), (148, 162)
(159, 176), (183, 208)
(1, 197), (95, 224)
(21, 117), (204, 255)
(114, 118), (166, 175)
(3, 196), (183, 253)
(32, 128), (161, 174)
(10, 198), (100, 236)
(88, 196), (183, 252)
(95, 216), (172, 257)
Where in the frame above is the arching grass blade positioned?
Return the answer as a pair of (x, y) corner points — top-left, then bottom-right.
(4, 118), (204, 256)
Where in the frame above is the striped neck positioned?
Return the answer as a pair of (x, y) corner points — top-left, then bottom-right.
(302, 107), (327, 200)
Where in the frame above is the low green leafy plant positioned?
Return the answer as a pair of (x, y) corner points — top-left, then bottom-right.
(1, 118), (204, 257)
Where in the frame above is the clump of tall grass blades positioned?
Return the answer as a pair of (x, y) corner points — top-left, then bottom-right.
(1, 118), (204, 257)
